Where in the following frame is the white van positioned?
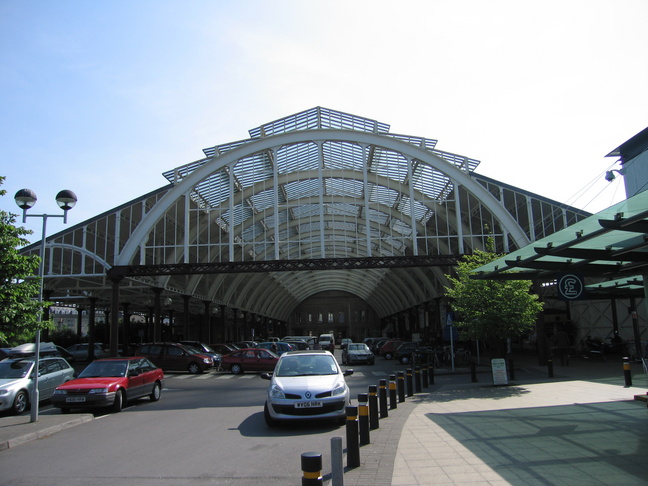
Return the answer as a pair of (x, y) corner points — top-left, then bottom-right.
(318, 334), (335, 349)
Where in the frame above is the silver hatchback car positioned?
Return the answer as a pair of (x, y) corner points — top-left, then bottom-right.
(261, 350), (353, 427)
(0, 357), (75, 414)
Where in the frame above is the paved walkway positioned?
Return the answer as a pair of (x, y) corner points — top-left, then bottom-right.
(344, 355), (648, 486)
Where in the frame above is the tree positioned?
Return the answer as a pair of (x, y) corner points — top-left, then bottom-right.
(444, 243), (543, 356)
(0, 176), (48, 345)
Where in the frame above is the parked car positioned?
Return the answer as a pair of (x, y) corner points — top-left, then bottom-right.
(393, 342), (432, 364)
(283, 339), (310, 351)
(221, 348), (279, 374)
(136, 343), (213, 374)
(379, 339), (404, 359)
(52, 357), (164, 413)
(0, 357), (75, 414)
(371, 338), (388, 354)
(9, 342), (74, 361)
(318, 334), (335, 350)
(340, 338), (353, 350)
(341, 343), (375, 365)
(210, 343), (239, 355)
(233, 341), (258, 349)
(261, 350), (353, 427)
(66, 343), (108, 361)
(283, 336), (318, 349)
(179, 341), (223, 368)
(256, 341), (295, 355)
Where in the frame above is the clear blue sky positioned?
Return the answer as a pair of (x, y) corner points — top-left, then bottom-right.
(1, 0), (646, 241)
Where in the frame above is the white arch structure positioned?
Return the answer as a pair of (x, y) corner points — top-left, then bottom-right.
(22, 108), (589, 340)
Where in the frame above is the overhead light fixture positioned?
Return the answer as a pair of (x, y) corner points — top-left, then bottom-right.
(605, 168), (626, 182)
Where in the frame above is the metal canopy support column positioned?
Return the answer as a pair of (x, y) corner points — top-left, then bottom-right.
(87, 297), (98, 361)
(453, 182), (464, 254)
(220, 305), (227, 342)
(363, 144), (372, 257)
(317, 142), (326, 257)
(152, 288), (163, 342)
(109, 276), (122, 357)
(76, 307), (84, 339)
(182, 295), (191, 340)
(121, 302), (130, 350)
(203, 301), (211, 343)
(407, 157), (419, 256)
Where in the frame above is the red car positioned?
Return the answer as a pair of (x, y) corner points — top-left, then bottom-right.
(51, 357), (165, 413)
(221, 348), (279, 374)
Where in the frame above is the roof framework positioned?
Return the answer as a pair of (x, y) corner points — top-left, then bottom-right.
(22, 107), (590, 322)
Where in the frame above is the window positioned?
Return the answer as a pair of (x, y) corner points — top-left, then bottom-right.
(166, 345), (183, 356)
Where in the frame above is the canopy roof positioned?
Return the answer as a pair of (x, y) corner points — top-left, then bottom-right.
(23, 107), (589, 321)
(472, 189), (648, 293)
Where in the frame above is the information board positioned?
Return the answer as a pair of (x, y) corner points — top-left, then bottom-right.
(491, 358), (508, 386)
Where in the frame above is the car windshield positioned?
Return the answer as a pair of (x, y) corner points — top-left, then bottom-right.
(348, 344), (366, 351)
(0, 360), (33, 379)
(78, 360), (128, 378)
(276, 355), (338, 377)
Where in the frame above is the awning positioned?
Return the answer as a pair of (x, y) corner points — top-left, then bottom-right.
(471, 190), (648, 287)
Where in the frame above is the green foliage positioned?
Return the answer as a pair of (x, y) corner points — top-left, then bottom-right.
(0, 176), (46, 346)
(444, 245), (543, 343)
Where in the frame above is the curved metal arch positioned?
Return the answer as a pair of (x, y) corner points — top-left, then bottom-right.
(44, 243), (112, 276)
(117, 128), (530, 266)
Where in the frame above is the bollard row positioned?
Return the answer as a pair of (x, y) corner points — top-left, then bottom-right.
(301, 359), (439, 484)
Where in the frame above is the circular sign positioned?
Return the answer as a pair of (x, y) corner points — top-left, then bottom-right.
(557, 274), (585, 300)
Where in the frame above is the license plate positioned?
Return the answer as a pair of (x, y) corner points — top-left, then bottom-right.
(295, 401), (323, 408)
(66, 396), (86, 403)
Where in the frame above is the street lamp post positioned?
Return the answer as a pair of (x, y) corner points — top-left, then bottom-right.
(14, 188), (77, 422)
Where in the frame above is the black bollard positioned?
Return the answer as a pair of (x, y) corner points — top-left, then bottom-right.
(429, 363), (434, 385)
(548, 358), (554, 378)
(368, 385), (379, 430)
(406, 368), (413, 397)
(623, 357), (633, 387)
(415, 367), (422, 393)
(301, 452), (323, 486)
(508, 358), (515, 381)
(389, 374), (397, 409)
(470, 360), (477, 383)
(422, 365), (429, 388)
(358, 393), (370, 445)
(378, 379), (388, 418)
(397, 371), (405, 402)
(346, 406), (360, 468)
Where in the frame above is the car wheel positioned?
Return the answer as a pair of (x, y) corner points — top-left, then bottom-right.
(230, 364), (243, 374)
(264, 402), (279, 427)
(384, 352), (393, 360)
(60, 407), (71, 414)
(150, 382), (162, 402)
(400, 356), (410, 364)
(188, 362), (202, 374)
(12, 390), (28, 414)
(112, 390), (124, 413)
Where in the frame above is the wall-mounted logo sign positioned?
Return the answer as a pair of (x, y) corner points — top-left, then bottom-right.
(557, 273), (585, 300)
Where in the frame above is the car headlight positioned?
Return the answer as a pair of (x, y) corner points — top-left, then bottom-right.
(0, 389), (9, 396)
(88, 388), (109, 394)
(53, 389), (67, 395)
(203, 358), (212, 364)
(331, 381), (346, 397)
(269, 384), (285, 399)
